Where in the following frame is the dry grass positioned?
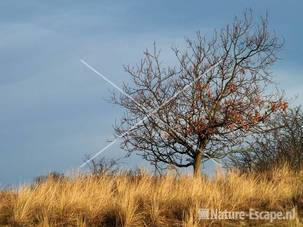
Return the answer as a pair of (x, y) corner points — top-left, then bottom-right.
(1, 165), (303, 226)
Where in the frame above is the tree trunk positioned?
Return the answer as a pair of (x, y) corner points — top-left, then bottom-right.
(193, 141), (207, 178)
(193, 151), (203, 178)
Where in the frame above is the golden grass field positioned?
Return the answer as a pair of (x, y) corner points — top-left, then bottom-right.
(1, 165), (303, 226)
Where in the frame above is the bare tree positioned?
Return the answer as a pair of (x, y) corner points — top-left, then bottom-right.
(34, 172), (64, 185)
(85, 156), (119, 176)
(226, 107), (303, 172)
(113, 11), (286, 177)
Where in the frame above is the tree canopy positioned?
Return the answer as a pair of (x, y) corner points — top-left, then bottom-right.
(113, 11), (286, 177)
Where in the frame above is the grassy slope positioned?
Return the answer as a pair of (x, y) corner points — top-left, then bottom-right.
(0, 165), (303, 226)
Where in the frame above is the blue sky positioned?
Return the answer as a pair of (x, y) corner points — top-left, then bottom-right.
(0, 1), (302, 186)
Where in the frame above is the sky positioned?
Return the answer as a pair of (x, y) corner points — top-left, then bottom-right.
(0, 1), (302, 186)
